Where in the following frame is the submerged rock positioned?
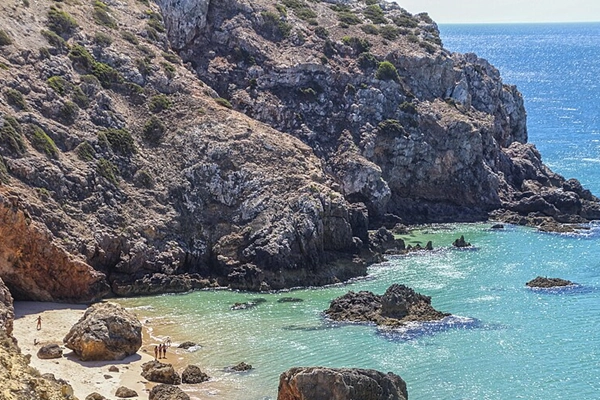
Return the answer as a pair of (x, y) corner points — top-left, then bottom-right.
(227, 362), (253, 372)
(277, 367), (407, 400)
(325, 284), (449, 326)
(526, 276), (574, 288)
(178, 341), (197, 349)
(63, 302), (142, 361)
(277, 297), (304, 303)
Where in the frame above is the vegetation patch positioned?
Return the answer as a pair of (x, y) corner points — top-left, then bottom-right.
(28, 126), (59, 158)
(357, 52), (378, 71)
(0, 30), (13, 46)
(92, 62), (123, 88)
(0, 115), (26, 156)
(121, 30), (139, 45)
(0, 156), (9, 184)
(161, 62), (176, 79)
(377, 119), (406, 136)
(337, 12), (361, 25)
(4, 89), (28, 111)
(47, 76), (69, 96)
(69, 44), (96, 71)
(136, 57), (153, 76)
(391, 15), (418, 28)
(47, 6), (79, 37)
(100, 128), (135, 156)
(342, 36), (371, 54)
(96, 157), (118, 185)
(75, 140), (95, 161)
(58, 101), (79, 125)
(363, 5), (386, 24)
(94, 32), (113, 47)
(148, 94), (172, 113)
(215, 97), (233, 109)
(41, 29), (68, 53)
(314, 26), (328, 39)
(379, 25), (400, 40)
(161, 51), (180, 64)
(93, 0), (117, 28)
(71, 85), (90, 108)
(399, 101), (418, 114)
(142, 115), (165, 144)
(375, 61), (399, 82)
(146, 10), (166, 33)
(260, 11), (292, 40)
(360, 24), (379, 35)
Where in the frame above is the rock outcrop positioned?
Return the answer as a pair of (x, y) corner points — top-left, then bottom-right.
(278, 367), (408, 400)
(63, 302), (142, 361)
(181, 365), (210, 384)
(0, 277), (14, 337)
(115, 386), (138, 398)
(149, 384), (190, 400)
(526, 276), (574, 288)
(141, 360), (182, 385)
(452, 235), (471, 248)
(37, 343), (63, 359)
(325, 284), (449, 326)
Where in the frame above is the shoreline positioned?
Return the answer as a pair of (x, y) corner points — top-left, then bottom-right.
(12, 301), (159, 399)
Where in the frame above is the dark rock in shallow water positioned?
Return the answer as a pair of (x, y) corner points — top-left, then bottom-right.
(325, 284), (449, 327)
(277, 297), (304, 303)
(178, 341), (197, 349)
(227, 361), (253, 372)
(526, 276), (574, 288)
(181, 365), (210, 384)
(491, 224), (504, 229)
(452, 235), (471, 248)
(277, 367), (407, 400)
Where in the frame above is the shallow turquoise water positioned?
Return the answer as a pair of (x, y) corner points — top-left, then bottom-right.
(118, 24), (600, 399)
(118, 222), (600, 399)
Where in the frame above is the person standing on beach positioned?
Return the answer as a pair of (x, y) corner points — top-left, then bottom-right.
(162, 343), (167, 359)
(36, 316), (41, 330)
(154, 345), (159, 360)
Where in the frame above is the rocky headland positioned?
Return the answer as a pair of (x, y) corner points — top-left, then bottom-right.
(0, 0), (598, 301)
(325, 283), (449, 326)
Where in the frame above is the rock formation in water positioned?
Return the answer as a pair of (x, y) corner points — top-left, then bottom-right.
(526, 276), (574, 288)
(325, 283), (449, 326)
(0, 0), (599, 300)
(63, 302), (142, 361)
(277, 367), (408, 400)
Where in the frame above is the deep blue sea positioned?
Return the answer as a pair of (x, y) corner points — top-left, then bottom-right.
(118, 24), (600, 400)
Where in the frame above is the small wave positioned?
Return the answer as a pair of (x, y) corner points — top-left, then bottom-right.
(376, 315), (481, 341)
(126, 305), (155, 311)
(527, 284), (596, 296)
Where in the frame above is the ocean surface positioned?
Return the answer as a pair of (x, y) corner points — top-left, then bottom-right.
(117, 24), (600, 399)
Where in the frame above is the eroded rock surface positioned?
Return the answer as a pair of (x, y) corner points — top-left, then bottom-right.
(0, 277), (14, 337)
(141, 360), (182, 385)
(181, 365), (210, 384)
(325, 284), (449, 326)
(278, 367), (408, 400)
(37, 343), (63, 359)
(149, 384), (189, 400)
(63, 302), (142, 361)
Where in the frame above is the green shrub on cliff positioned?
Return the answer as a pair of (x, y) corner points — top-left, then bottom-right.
(342, 36), (371, 54)
(69, 44), (95, 71)
(29, 126), (59, 158)
(375, 61), (399, 82)
(260, 11), (292, 40)
(143, 116), (165, 144)
(0, 29), (13, 46)
(96, 158), (118, 185)
(47, 76), (69, 96)
(337, 12), (361, 25)
(41, 29), (68, 53)
(47, 7), (79, 37)
(75, 140), (96, 161)
(93, 0), (117, 28)
(101, 128), (135, 156)
(363, 5), (386, 24)
(148, 94), (172, 113)
(0, 116), (26, 156)
(4, 89), (28, 111)
(215, 97), (233, 109)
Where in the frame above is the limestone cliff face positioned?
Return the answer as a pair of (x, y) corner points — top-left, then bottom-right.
(164, 0), (598, 224)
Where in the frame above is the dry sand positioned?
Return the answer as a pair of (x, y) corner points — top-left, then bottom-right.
(12, 301), (161, 399)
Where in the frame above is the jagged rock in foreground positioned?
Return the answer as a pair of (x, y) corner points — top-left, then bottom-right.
(526, 276), (574, 288)
(325, 284), (449, 326)
(181, 364), (210, 384)
(63, 302), (142, 361)
(278, 367), (408, 400)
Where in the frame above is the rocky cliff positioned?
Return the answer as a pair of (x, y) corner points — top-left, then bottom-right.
(0, 0), (598, 301)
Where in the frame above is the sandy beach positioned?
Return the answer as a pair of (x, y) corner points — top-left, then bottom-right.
(12, 301), (158, 399)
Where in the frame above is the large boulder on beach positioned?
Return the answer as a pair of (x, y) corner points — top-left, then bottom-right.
(325, 284), (449, 326)
(277, 367), (408, 400)
(526, 276), (574, 288)
(149, 384), (190, 400)
(181, 365), (210, 384)
(63, 302), (142, 361)
(115, 386), (138, 398)
(142, 360), (182, 384)
(37, 344), (63, 359)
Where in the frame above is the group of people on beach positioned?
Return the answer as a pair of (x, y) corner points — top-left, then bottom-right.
(154, 337), (171, 360)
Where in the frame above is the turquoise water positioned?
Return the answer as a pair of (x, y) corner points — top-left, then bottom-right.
(118, 24), (600, 399)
